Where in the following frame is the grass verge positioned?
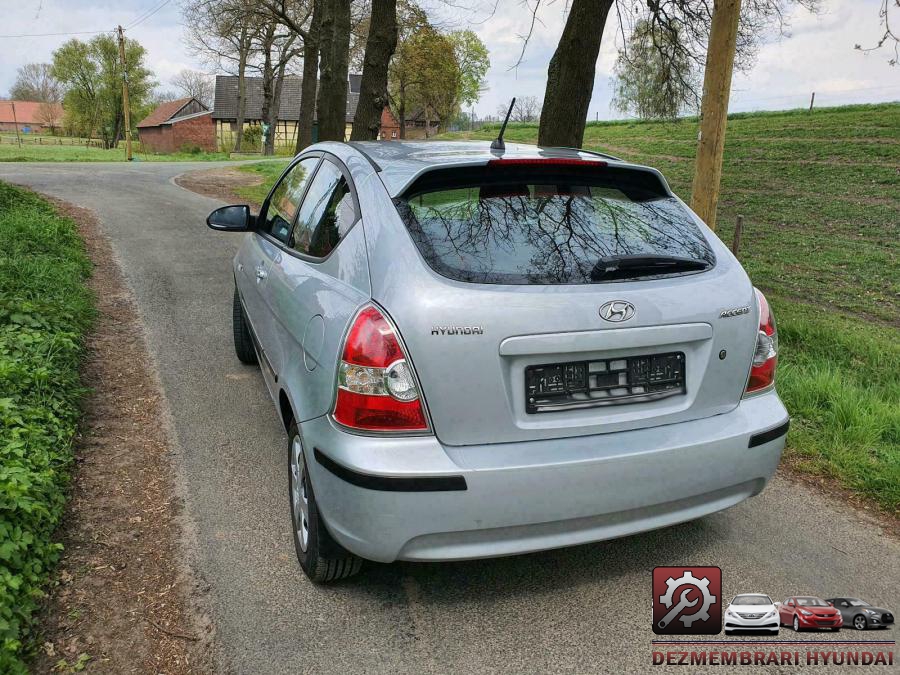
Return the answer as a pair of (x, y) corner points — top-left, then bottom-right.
(234, 161), (290, 205)
(0, 182), (94, 672)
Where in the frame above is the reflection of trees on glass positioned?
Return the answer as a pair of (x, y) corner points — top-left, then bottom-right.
(399, 184), (715, 284)
(265, 161), (314, 243)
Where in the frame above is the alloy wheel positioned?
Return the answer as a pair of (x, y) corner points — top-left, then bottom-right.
(793, 616), (800, 632)
(290, 436), (310, 552)
(854, 615), (867, 631)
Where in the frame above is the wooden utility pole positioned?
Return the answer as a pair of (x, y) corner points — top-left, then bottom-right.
(116, 25), (133, 161)
(10, 102), (22, 147)
(690, 0), (742, 230)
(809, 92), (816, 112)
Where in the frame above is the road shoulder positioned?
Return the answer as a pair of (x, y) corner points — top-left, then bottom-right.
(31, 199), (215, 673)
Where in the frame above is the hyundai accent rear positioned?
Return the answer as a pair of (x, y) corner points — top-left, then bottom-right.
(208, 140), (789, 582)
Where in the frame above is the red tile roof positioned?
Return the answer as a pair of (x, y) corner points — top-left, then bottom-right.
(0, 100), (64, 125)
(137, 97), (194, 128)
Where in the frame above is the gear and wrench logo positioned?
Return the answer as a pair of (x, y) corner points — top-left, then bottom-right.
(652, 567), (722, 635)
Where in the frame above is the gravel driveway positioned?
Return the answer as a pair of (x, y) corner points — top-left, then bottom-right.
(2, 162), (897, 674)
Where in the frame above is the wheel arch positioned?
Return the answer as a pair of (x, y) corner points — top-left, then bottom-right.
(279, 389), (296, 432)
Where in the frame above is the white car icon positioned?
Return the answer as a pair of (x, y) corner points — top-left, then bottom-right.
(725, 594), (780, 635)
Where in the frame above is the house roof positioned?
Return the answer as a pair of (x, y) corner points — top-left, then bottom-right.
(137, 97), (208, 128)
(212, 75), (360, 123)
(0, 100), (63, 125)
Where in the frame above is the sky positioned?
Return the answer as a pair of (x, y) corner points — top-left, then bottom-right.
(1, 0), (898, 119)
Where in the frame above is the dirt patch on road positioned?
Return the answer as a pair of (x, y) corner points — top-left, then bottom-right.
(30, 200), (214, 674)
(175, 167), (263, 209)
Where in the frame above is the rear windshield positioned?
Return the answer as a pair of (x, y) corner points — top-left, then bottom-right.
(396, 165), (715, 285)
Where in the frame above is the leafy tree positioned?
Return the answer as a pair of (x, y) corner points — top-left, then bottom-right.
(50, 35), (155, 148)
(389, 20), (488, 136)
(10, 63), (63, 103)
(449, 30), (490, 108)
(611, 20), (698, 120)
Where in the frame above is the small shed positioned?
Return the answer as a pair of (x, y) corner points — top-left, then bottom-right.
(137, 97), (216, 153)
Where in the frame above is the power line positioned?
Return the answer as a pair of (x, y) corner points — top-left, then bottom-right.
(0, 29), (112, 38)
(126, 0), (174, 30)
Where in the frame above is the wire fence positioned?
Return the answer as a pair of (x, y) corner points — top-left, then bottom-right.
(0, 134), (105, 148)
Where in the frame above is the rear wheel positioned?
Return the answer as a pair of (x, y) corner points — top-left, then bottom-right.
(288, 423), (362, 583)
(232, 286), (258, 365)
(853, 615), (868, 631)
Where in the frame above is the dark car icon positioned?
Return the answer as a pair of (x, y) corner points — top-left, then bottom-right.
(826, 598), (895, 631)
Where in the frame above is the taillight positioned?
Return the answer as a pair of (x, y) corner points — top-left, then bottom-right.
(333, 305), (429, 431)
(745, 288), (778, 394)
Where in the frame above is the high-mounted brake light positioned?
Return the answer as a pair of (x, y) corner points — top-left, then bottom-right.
(333, 306), (429, 431)
(745, 288), (778, 394)
(487, 158), (607, 168)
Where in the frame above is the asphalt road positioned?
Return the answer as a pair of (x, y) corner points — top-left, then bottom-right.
(3, 162), (897, 674)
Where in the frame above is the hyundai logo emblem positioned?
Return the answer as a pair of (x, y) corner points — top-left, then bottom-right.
(599, 300), (635, 323)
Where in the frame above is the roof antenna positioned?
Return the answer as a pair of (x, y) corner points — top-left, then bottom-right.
(491, 97), (516, 152)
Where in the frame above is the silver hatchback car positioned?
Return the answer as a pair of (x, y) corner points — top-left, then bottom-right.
(207, 141), (789, 583)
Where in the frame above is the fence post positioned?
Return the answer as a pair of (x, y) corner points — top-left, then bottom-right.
(809, 92), (815, 113)
(731, 214), (744, 257)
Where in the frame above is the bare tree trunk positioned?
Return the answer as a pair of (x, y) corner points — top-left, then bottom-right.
(350, 0), (397, 141)
(234, 26), (250, 153)
(317, 0), (351, 141)
(266, 54), (291, 156)
(397, 83), (406, 139)
(261, 25), (277, 156)
(538, 0), (613, 148)
(297, 0), (322, 151)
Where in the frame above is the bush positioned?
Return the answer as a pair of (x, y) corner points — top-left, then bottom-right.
(0, 183), (93, 673)
(178, 143), (203, 155)
(240, 125), (262, 150)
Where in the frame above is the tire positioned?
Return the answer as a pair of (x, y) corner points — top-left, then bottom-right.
(770, 629), (779, 635)
(853, 614), (868, 631)
(793, 616), (801, 632)
(287, 423), (362, 583)
(232, 286), (258, 365)
(831, 627), (841, 632)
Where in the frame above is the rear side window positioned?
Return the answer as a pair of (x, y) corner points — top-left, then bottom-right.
(396, 164), (715, 285)
(290, 160), (358, 258)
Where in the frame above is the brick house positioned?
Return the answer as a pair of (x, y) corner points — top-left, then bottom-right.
(0, 100), (64, 133)
(211, 75), (401, 150)
(136, 97), (216, 153)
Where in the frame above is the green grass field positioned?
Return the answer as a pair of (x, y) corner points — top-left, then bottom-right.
(0, 183), (94, 672)
(0, 142), (234, 162)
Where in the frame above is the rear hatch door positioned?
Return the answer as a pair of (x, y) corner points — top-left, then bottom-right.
(369, 159), (759, 446)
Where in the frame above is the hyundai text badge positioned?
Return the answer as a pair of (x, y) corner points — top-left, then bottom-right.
(599, 300), (635, 323)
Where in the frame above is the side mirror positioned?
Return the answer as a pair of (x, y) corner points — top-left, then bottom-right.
(207, 205), (254, 231)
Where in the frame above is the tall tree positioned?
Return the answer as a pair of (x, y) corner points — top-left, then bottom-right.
(10, 63), (63, 103)
(171, 69), (215, 107)
(317, 0), (352, 140)
(449, 30), (490, 110)
(50, 35), (155, 148)
(183, 0), (257, 151)
(538, 0), (612, 148)
(298, 0), (322, 150)
(533, 0), (818, 147)
(350, 0), (398, 140)
(612, 20), (698, 119)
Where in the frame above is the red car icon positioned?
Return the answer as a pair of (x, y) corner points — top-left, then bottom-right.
(777, 597), (843, 632)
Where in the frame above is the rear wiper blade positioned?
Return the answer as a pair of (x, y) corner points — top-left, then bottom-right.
(590, 254), (709, 281)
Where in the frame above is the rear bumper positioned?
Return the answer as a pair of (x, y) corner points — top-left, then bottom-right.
(302, 391), (788, 563)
